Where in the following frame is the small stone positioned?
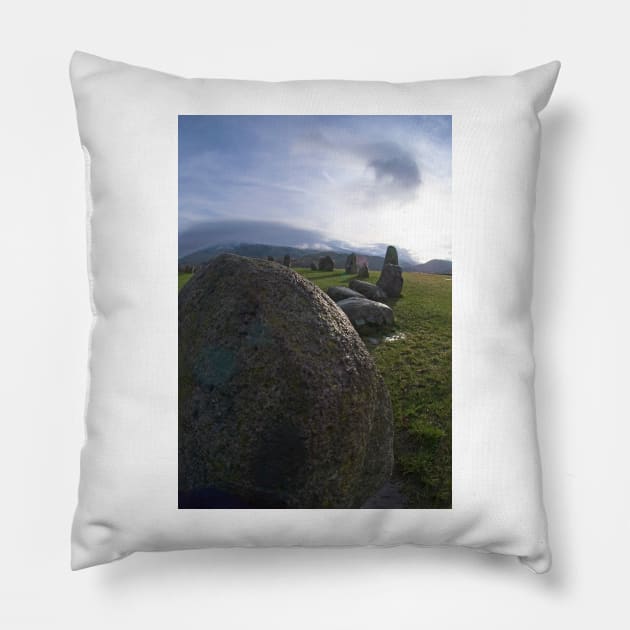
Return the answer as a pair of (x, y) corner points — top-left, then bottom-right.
(349, 279), (388, 302)
(336, 297), (395, 335)
(326, 286), (364, 302)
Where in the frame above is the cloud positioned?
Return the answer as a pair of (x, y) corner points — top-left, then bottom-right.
(290, 131), (427, 217)
(365, 142), (421, 189)
(294, 132), (422, 198)
(179, 220), (444, 266)
(178, 115), (452, 262)
(369, 156), (418, 187)
(179, 220), (329, 257)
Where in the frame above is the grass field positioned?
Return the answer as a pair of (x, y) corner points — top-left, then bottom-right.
(178, 266), (451, 508)
(297, 268), (452, 508)
(179, 273), (193, 291)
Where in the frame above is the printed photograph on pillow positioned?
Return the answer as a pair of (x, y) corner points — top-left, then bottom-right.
(178, 115), (452, 509)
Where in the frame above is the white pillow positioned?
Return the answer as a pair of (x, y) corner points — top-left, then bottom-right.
(70, 51), (559, 572)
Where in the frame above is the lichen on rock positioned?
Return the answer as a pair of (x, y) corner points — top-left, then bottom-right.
(179, 254), (393, 508)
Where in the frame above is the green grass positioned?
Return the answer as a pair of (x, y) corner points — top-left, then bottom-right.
(297, 268), (452, 508)
(179, 273), (193, 291)
(178, 266), (452, 508)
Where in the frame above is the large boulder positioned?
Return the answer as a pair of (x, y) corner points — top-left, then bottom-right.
(336, 297), (395, 335)
(345, 253), (357, 274)
(383, 245), (399, 267)
(377, 263), (403, 298)
(179, 254), (393, 508)
(318, 255), (335, 271)
(349, 279), (388, 302)
(326, 286), (364, 302)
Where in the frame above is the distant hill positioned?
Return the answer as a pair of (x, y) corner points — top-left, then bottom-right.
(180, 243), (344, 265)
(409, 259), (452, 275)
(180, 243), (451, 275)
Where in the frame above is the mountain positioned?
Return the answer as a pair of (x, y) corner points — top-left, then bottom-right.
(179, 243), (451, 275)
(180, 243), (343, 265)
(409, 259), (452, 275)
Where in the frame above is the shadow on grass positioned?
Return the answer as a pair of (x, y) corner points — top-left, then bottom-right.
(304, 273), (358, 281)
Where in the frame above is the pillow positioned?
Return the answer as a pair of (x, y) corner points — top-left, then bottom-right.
(70, 51), (560, 572)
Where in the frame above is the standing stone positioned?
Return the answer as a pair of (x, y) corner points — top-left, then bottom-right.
(377, 264), (403, 298)
(310, 262), (318, 271)
(318, 255), (334, 272)
(383, 245), (399, 267)
(283, 254), (291, 267)
(179, 254), (394, 508)
(357, 263), (369, 279)
(345, 253), (357, 274)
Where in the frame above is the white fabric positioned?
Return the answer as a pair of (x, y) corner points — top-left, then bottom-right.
(70, 51), (559, 572)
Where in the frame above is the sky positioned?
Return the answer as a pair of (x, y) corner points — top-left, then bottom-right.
(178, 115), (451, 263)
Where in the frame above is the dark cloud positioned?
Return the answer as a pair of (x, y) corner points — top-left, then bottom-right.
(363, 142), (421, 190)
(298, 132), (422, 195)
(368, 155), (419, 187)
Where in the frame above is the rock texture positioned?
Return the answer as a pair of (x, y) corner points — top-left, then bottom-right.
(179, 254), (393, 508)
(345, 253), (357, 274)
(383, 245), (399, 267)
(377, 263), (403, 298)
(361, 480), (406, 508)
(326, 286), (364, 302)
(336, 297), (395, 335)
(349, 279), (388, 302)
(318, 255), (335, 272)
